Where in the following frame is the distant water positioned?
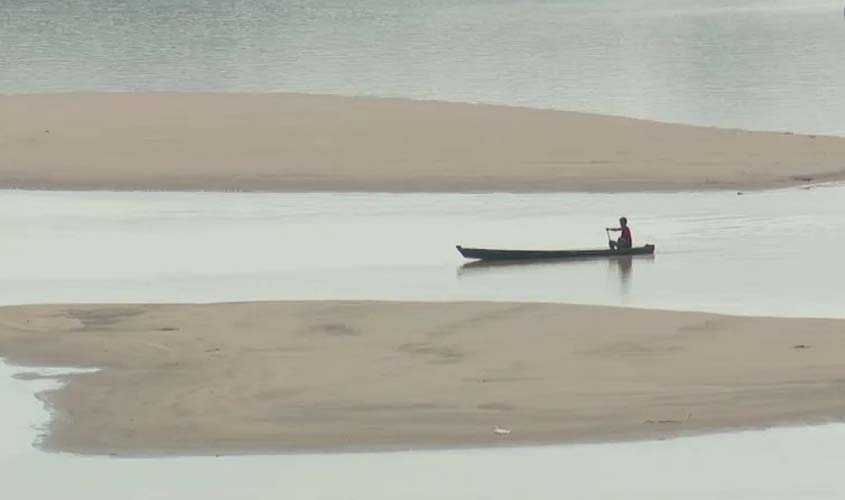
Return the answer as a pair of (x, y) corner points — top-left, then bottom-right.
(2, 186), (844, 318)
(2, 0), (844, 134)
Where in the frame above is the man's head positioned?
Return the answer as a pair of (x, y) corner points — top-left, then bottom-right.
(619, 217), (628, 227)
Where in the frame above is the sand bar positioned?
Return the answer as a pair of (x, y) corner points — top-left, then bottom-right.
(2, 93), (845, 192)
(1, 301), (844, 456)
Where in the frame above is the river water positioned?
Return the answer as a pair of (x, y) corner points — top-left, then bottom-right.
(2, 0), (844, 135)
(3, 0), (845, 496)
(2, 186), (844, 498)
(2, 185), (843, 318)
(2, 361), (845, 500)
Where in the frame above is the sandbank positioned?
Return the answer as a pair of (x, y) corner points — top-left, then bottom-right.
(1, 301), (844, 456)
(2, 93), (845, 192)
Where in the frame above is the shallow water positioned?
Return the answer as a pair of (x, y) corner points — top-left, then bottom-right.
(2, 0), (844, 135)
(2, 360), (844, 500)
(4, 1), (844, 494)
(2, 186), (843, 318)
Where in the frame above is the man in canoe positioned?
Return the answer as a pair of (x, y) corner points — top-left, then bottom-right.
(606, 217), (632, 250)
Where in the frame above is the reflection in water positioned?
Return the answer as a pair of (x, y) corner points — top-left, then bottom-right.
(458, 254), (654, 299)
(2, 188), (844, 318)
(458, 254), (651, 274)
(456, 257), (595, 274)
(611, 256), (633, 290)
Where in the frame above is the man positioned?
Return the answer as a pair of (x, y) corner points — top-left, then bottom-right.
(606, 217), (632, 250)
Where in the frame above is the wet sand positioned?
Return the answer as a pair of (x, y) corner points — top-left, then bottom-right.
(3, 93), (845, 192)
(1, 301), (844, 456)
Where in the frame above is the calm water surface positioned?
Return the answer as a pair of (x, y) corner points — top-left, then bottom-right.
(2, 360), (845, 500)
(2, 0), (844, 134)
(3, 1), (845, 495)
(1, 187), (843, 318)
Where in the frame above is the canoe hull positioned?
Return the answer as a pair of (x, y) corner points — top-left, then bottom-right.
(456, 244), (655, 261)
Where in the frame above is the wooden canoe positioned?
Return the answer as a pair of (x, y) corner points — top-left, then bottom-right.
(456, 244), (655, 261)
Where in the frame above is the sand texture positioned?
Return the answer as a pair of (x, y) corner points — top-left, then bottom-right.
(1, 301), (844, 456)
(2, 93), (845, 192)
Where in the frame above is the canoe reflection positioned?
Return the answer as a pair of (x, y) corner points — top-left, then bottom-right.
(458, 253), (654, 273)
(457, 254), (655, 291)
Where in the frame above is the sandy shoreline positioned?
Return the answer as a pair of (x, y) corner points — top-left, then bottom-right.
(3, 93), (845, 192)
(1, 301), (844, 456)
